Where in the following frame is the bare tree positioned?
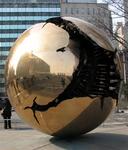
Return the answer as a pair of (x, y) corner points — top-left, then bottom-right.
(97, 0), (128, 50)
(103, 0), (127, 18)
(98, 0), (128, 106)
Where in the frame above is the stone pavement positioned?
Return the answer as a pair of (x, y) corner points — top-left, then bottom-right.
(0, 125), (128, 150)
(0, 111), (128, 150)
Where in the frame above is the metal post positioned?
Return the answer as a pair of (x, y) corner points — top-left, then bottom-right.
(122, 51), (127, 84)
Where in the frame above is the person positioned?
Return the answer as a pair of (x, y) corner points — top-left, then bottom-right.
(0, 98), (2, 110)
(1, 98), (12, 129)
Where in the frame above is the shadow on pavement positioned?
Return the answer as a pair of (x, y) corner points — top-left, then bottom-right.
(11, 127), (32, 130)
(50, 132), (128, 150)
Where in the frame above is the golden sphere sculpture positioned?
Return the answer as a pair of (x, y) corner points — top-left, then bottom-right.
(5, 17), (120, 137)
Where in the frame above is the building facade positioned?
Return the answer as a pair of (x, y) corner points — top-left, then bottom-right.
(124, 0), (128, 47)
(114, 22), (125, 50)
(61, 0), (97, 3)
(124, 0), (128, 26)
(0, 0), (60, 98)
(61, 1), (112, 36)
(122, 0), (128, 82)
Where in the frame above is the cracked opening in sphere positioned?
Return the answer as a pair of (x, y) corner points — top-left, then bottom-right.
(25, 17), (121, 117)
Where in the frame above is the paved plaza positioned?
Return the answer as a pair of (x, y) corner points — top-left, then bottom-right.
(0, 111), (128, 150)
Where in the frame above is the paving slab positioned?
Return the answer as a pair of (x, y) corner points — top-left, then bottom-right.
(0, 125), (128, 150)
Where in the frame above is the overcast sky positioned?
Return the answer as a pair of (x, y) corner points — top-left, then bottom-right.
(97, 0), (104, 2)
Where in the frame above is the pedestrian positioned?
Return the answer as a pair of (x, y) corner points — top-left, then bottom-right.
(1, 98), (12, 129)
(0, 98), (2, 110)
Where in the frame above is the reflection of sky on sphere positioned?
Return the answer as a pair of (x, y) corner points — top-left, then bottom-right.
(31, 23), (76, 75)
(10, 23), (76, 76)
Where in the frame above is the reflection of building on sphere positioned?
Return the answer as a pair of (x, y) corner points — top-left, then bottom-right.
(17, 54), (50, 76)
(5, 17), (121, 137)
(14, 54), (71, 97)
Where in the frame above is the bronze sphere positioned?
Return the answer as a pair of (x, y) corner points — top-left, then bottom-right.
(5, 17), (120, 137)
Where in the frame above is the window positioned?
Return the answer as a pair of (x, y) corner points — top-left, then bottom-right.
(98, 8), (100, 15)
(65, 8), (68, 14)
(0, 69), (5, 74)
(87, 8), (90, 15)
(0, 65), (4, 69)
(71, 8), (73, 14)
(0, 87), (5, 92)
(0, 51), (9, 56)
(0, 78), (5, 83)
(81, 8), (84, 15)
(76, 8), (79, 14)
(93, 8), (95, 15)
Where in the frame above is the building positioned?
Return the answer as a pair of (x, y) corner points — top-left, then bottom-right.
(124, 0), (128, 47)
(62, 0), (97, 2)
(61, 0), (112, 36)
(16, 54), (50, 77)
(124, 0), (128, 27)
(114, 22), (125, 50)
(117, 50), (128, 83)
(0, 0), (60, 98)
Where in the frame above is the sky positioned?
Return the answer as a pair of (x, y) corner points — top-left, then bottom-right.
(97, 0), (104, 2)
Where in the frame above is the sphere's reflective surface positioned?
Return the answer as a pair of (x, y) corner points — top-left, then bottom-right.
(5, 17), (120, 137)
